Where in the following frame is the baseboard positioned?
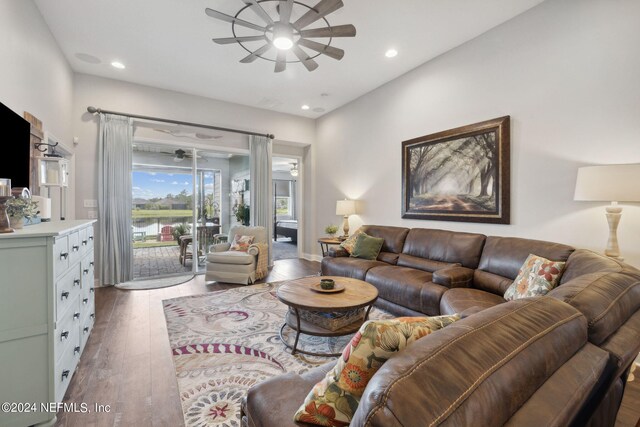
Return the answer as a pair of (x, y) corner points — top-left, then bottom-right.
(302, 253), (323, 263)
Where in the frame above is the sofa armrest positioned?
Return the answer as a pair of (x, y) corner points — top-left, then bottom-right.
(210, 242), (231, 252)
(433, 266), (475, 288)
(247, 244), (260, 256)
(328, 247), (348, 257)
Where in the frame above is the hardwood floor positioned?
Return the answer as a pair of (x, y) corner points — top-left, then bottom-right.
(55, 258), (320, 427)
(55, 258), (640, 427)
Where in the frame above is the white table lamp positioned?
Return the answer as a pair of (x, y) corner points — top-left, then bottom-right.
(336, 199), (357, 238)
(574, 164), (640, 260)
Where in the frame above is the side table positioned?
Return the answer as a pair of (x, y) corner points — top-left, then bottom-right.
(317, 237), (343, 257)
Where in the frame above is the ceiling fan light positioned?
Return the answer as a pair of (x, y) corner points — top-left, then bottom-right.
(273, 24), (294, 50)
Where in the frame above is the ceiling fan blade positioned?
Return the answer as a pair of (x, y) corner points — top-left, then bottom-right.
(297, 38), (344, 60)
(278, 0), (294, 23)
(299, 24), (356, 38)
(275, 50), (287, 73)
(292, 45), (319, 71)
(240, 43), (272, 63)
(293, 0), (343, 30)
(241, 0), (274, 25)
(205, 8), (266, 32)
(213, 35), (266, 45)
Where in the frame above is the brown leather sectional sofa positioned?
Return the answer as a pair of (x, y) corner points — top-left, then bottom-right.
(243, 225), (640, 426)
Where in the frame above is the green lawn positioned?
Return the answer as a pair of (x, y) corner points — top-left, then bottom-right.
(132, 209), (193, 219)
(133, 241), (177, 249)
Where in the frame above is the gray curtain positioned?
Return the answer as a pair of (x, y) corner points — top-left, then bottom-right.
(249, 135), (273, 266)
(98, 114), (133, 284)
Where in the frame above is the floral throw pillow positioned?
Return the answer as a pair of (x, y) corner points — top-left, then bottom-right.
(339, 228), (364, 254)
(229, 234), (255, 252)
(293, 315), (460, 426)
(504, 254), (566, 301)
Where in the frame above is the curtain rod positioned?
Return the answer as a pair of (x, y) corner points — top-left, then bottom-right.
(86, 106), (275, 140)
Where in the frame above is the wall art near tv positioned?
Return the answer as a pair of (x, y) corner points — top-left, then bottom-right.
(401, 116), (510, 224)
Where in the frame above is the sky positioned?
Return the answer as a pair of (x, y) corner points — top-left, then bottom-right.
(132, 171), (192, 200)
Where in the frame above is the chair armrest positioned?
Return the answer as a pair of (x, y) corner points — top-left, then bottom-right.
(211, 243), (231, 252)
(328, 247), (348, 257)
(432, 266), (475, 288)
(247, 244), (260, 256)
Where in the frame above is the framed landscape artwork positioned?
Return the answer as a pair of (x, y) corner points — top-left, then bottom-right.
(401, 116), (510, 224)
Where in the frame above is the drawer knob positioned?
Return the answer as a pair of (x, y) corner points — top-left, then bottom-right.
(60, 330), (69, 340)
(90, 313), (95, 320)
(90, 262), (95, 267)
(73, 279), (80, 286)
(61, 370), (70, 380)
(89, 236), (94, 241)
(72, 245), (80, 252)
(90, 287), (95, 293)
(83, 326), (89, 333)
(83, 298), (88, 304)
(60, 252), (69, 260)
(74, 346), (81, 354)
(61, 291), (69, 300)
(83, 269), (89, 275)
(82, 240), (88, 245)
(73, 312), (81, 320)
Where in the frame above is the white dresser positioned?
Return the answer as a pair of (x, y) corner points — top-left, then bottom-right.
(0, 220), (96, 427)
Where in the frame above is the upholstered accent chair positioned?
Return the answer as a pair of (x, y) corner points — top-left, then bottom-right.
(205, 225), (267, 285)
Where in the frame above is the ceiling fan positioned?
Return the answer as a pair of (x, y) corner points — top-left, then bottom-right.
(157, 149), (208, 163)
(206, 0), (356, 72)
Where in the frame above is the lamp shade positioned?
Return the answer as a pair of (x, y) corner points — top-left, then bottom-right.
(574, 164), (640, 202)
(336, 199), (357, 216)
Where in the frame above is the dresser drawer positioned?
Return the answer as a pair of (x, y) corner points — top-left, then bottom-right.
(55, 268), (82, 322)
(81, 252), (95, 288)
(54, 297), (81, 363)
(80, 309), (95, 352)
(68, 231), (82, 266)
(53, 235), (69, 278)
(54, 333), (81, 402)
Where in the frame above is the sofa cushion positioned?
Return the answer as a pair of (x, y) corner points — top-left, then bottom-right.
(321, 257), (386, 281)
(350, 233), (384, 260)
(396, 254), (459, 273)
(360, 225), (410, 254)
(351, 297), (590, 426)
(560, 249), (624, 284)
(548, 268), (640, 345)
(206, 250), (255, 265)
(440, 288), (506, 315)
(365, 265), (446, 315)
(473, 269), (516, 296)
(475, 236), (574, 292)
(243, 363), (334, 427)
(400, 228), (486, 269)
(294, 316), (459, 426)
(504, 254), (566, 301)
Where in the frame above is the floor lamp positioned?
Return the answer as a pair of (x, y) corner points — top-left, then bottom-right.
(574, 164), (640, 261)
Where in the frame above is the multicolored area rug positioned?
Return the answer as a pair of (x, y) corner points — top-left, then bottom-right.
(162, 282), (392, 427)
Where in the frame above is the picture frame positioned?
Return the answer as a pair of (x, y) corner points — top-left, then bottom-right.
(401, 116), (510, 224)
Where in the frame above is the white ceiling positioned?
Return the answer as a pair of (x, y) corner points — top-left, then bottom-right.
(35, 0), (545, 118)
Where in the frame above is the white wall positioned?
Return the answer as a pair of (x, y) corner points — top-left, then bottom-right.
(0, 0), (75, 218)
(71, 73), (315, 225)
(315, 0), (640, 267)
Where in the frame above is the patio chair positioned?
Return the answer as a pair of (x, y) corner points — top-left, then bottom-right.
(205, 225), (267, 285)
(159, 225), (173, 242)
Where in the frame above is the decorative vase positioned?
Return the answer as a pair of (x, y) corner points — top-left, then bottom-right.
(10, 216), (24, 229)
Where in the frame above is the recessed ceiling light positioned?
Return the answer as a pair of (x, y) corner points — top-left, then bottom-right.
(75, 53), (101, 64)
(111, 61), (126, 69)
(385, 49), (398, 58)
(301, 105), (310, 110)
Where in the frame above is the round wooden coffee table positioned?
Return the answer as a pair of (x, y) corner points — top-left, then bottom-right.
(276, 276), (378, 357)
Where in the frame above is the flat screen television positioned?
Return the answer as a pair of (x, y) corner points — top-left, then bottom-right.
(0, 101), (31, 189)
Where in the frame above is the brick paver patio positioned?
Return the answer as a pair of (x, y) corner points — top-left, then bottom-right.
(133, 245), (201, 279)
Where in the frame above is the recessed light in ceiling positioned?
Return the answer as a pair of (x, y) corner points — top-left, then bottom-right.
(301, 105), (310, 110)
(385, 49), (398, 58)
(74, 53), (101, 64)
(111, 61), (126, 69)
